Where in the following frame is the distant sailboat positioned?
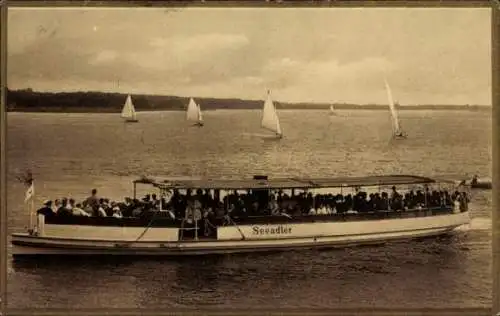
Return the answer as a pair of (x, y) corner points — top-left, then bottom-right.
(121, 94), (139, 123)
(186, 98), (204, 127)
(384, 79), (406, 139)
(261, 90), (283, 139)
(329, 104), (336, 116)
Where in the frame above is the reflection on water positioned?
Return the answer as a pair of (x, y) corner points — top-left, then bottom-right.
(6, 110), (492, 308)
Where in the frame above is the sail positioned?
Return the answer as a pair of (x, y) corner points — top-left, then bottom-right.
(330, 105), (335, 113)
(121, 95), (137, 120)
(384, 79), (402, 134)
(197, 102), (203, 123)
(186, 98), (202, 123)
(261, 90), (282, 136)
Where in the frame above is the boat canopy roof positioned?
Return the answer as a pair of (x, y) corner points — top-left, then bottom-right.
(133, 174), (446, 190)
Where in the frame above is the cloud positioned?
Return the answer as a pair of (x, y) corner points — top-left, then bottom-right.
(89, 50), (118, 65)
(6, 8), (491, 105)
(7, 31), (251, 87)
(105, 33), (251, 85)
(150, 33), (249, 54)
(257, 57), (395, 103)
(128, 33), (250, 70)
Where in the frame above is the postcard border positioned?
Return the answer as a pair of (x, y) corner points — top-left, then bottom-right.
(1, 1), (496, 316)
(492, 1), (499, 316)
(1, 0), (7, 315)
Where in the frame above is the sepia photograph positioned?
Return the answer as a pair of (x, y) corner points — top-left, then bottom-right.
(3, 4), (493, 314)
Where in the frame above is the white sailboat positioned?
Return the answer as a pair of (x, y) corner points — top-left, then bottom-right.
(384, 79), (406, 139)
(329, 104), (336, 116)
(261, 90), (283, 139)
(121, 94), (139, 123)
(186, 98), (204, 127)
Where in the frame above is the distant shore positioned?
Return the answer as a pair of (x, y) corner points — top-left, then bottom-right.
(6, 88), (491, 113)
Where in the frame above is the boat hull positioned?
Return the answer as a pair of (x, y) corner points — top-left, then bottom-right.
(11, 226), (457, 257)
(459, 179), (492, 190)
(471, 183), (492, 189)
(10, 211), (470, 257)
(124, 119), (139, 123)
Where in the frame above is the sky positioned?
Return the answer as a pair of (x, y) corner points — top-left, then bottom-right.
(7, 7), (492, 105)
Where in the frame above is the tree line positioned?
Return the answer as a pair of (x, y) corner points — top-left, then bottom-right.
(5, 88), (488, 112)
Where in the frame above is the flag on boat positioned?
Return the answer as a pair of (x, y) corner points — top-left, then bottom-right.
(25, 183), (34, 202)
(17, 170), (34, 202)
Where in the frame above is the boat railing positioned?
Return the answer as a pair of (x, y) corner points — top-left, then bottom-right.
(228, 206), (456, 225)
(42, 204), (459, 228)
(179, 218), (200, 241)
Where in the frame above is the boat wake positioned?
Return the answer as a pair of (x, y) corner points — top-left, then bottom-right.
(455, 217), (491, 232)
(241, 132), (281, 140)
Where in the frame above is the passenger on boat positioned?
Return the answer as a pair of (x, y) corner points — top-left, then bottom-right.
(82, 189), (99, 213)
(57, 198), (66, 213)
(269, 196), (279, 215)
(458, 192), (470, 212)
(38, 184), (467, 223)
(317, 205), (327, 215)
(120, 197), (134, 217)
(452, 195), (461, 213)
(151, 194), (160, 208)
(112, 204), (123, 218)
(57, 198), (72, 217)
(72, 203), (91, 217)
(131, 201), (143, 217)
(193, 203), (202, 224)
(67, 198), (76, 210)
(97, 199), (108, 217)
(215, 202), (225, 218)
(203, 207), (216, 237)
(471, 175), (478, 185)
(185, 199), (194, 224)
(63, 198), (73, 211)
(308, 206), (317, 215)
(52, 199), (60, 214)
(100, 199), (111, 216)
(36, 200), (55, 217)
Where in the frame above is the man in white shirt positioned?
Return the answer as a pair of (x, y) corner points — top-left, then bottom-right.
(72, 203), (91, 217)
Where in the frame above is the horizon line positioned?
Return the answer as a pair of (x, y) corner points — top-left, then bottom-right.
(7, 87), (493, 108)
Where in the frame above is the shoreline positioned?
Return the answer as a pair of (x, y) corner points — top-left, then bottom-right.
(6, 88), (491, 113)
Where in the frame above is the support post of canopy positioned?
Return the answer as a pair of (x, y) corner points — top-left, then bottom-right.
(424, 184), (428, 209)
(194, 219), (198, 241)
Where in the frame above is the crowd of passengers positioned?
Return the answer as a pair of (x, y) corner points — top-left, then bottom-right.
(36, 186), (470, 220)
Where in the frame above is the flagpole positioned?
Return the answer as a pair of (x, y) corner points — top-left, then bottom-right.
(30, 180), (34, 231)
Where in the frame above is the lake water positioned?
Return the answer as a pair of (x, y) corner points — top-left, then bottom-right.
(5, 109), (492, 309)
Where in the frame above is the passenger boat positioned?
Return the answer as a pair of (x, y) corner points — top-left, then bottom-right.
(10, 174), (471, 257)
(458, 175), (492, 190)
